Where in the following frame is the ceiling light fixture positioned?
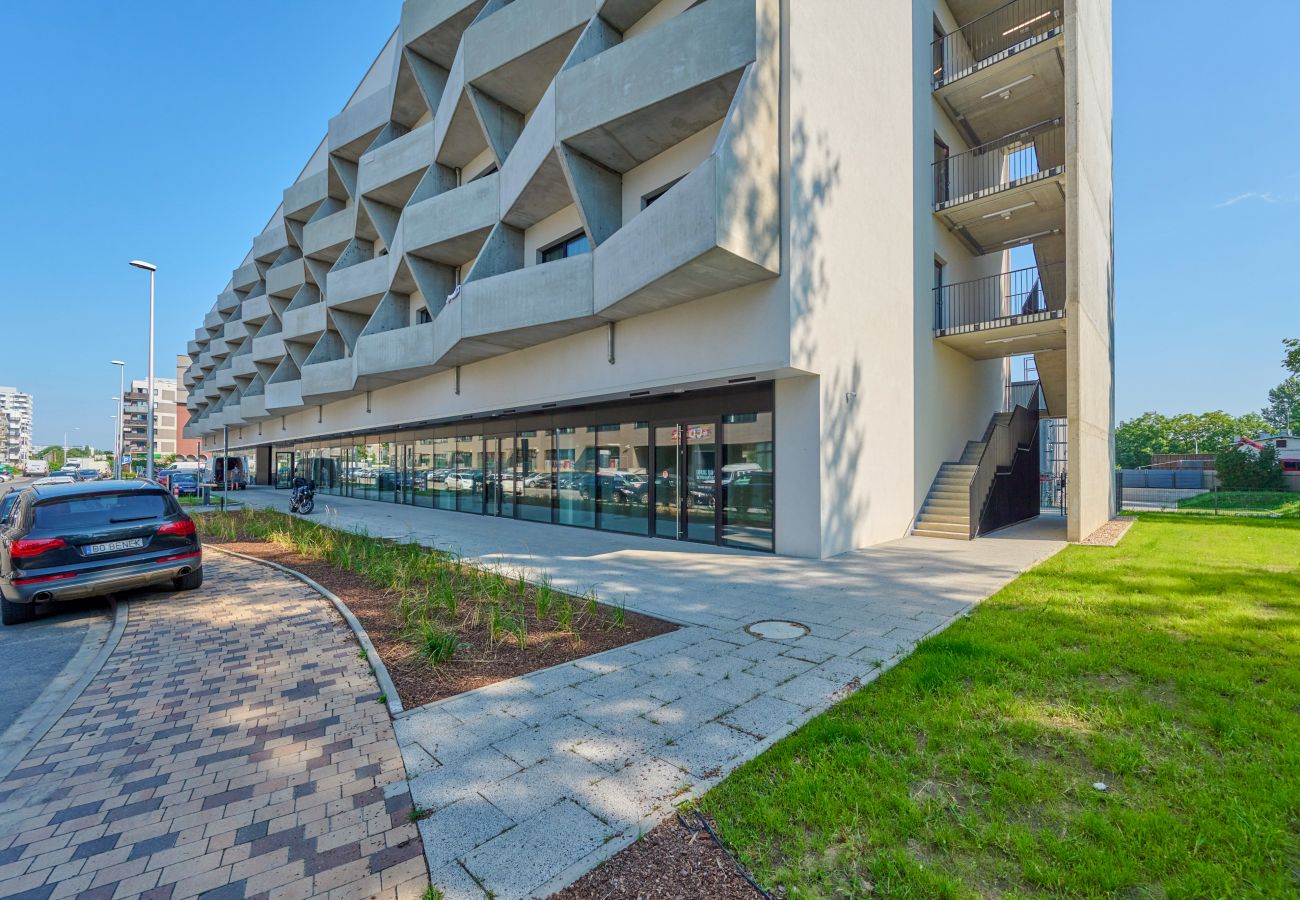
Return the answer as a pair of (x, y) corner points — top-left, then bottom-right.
(980, 74), (1034, 101)
(983, 201), (1037, 220)
(1002, 11), (1052, 36)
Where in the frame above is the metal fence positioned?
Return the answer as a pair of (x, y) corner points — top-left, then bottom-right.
(935, 119), (1064, 207)
(932, 0), (1063, 88)
(1117, 475), (1298, 517)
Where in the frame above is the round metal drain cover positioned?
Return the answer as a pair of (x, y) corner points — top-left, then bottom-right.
(745, 620), (810, 640)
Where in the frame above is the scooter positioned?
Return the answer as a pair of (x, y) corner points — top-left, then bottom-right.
(289, 480), (316, 515)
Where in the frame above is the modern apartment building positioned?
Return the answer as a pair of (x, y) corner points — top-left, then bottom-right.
(0, 387), (34, 469)
(183, 0), (1114, 556)
(122, 378), (182, 463)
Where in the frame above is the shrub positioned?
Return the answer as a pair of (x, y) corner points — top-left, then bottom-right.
(1215, 445), (1285, 491)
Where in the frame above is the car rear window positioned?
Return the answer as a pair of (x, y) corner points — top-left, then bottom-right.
(34, 492), (171, 529)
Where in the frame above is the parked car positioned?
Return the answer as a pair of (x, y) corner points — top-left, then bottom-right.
(154, 468), (177, 489)
(0, 489), (25, 524)
(33, 476), (76, 486)
(445, 469), (483, 491)
(168, 472), (201, 498)
(75, 469), (100, 482)
(0, 480), (202, 625)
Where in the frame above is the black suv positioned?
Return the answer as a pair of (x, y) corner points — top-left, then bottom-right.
(0, 480), (203, 625)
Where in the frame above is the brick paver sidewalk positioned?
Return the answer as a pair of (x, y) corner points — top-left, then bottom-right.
(0, 554), (427, 900)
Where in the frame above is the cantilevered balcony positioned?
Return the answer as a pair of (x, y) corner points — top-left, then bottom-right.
(934, 119), (1064, 255)
(934, 263), (1065, 359)
(933, 0), (1064, 145)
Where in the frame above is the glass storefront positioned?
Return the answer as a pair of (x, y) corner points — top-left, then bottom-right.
(273, 385), (775, 552)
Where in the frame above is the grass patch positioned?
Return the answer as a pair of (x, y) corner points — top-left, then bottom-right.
(1177, 490), (1300, 516)
(699, 514), (1300, 897)
(194, 508), (674, 706)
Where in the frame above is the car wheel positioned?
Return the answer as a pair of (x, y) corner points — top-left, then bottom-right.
(1, 596), (34, 626)
(173, 567), (204, 592)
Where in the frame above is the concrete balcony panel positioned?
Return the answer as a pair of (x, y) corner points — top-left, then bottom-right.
(355, 322), (441, 388)
(593, 158), (777, 319)
(934, 28), (1064, 146)
(217, 290), (242, 314)
(232, 262), (260, 292)
(464, 0), (598, 113)
(329, 88), (393, 161)
(499, 86), (572, 229)
(240, 393), (268, 422)
(358, 123), (434, 208)
(203, 380), (221, 401)
(232, 354), (258, 378)
(242, 294), (273, 324)
(252, 225), (290, 263)
(555, 0), (754, 172)
(251, 334), (286, 364)
(402, 174), (499, 265)
(284, 170), (330, 222)
(281, 302), (328, 345)
(301, 358), (359, 405)
(303, 205), (358, 261)
(266, 258), (307, 298)
(264, 380), (304, 415)
(432, 50), (487, 169)
(223, 320), (247, 342)
(186, 339), (201, 356)
(598, 0), (658, 31)
(936, 174), (1065, 256)
(203, 310), (224, 332)
(214, 365), (236, 389)
(939, 312), (1067, 360)
(402, 0), (487, 69)
(440, 253), (601, 367)
(326, 255), (391, 312)
(209, 338), (230, 359)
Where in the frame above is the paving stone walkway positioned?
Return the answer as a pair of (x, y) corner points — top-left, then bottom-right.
(239, 489), (1068, 899)
(0, 554), (426, 900)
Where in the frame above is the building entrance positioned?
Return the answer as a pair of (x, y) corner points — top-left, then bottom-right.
(652, 421), (718, 543)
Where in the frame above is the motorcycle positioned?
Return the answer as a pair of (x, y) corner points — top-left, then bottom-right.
(289, 479), (316, 515)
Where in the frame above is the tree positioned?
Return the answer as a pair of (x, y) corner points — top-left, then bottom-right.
(1215, 444), (1285, 491)
(1262, 376), (1300, 435)
(1115, 411), (1267, 468)
(1284, 337), (1300, 377)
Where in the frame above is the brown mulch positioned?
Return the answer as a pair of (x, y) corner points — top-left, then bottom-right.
(1078, 518), (1134, 546)
(550, 815), (765, 900)
(206, 539), (677, 709)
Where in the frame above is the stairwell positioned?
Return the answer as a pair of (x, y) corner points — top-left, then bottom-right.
(912, 413), (1012, 540)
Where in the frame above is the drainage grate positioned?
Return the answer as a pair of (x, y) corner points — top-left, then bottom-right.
(745, 620), (810, 640)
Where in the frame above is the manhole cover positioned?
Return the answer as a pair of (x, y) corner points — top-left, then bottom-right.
(745, 620), (809, 640)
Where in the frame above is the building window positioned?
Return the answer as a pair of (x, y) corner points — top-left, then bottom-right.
(721, 412), (774, 551)
(538, 232), (591, 265)
(417, 307), (432, 325)
(641, 177), (684, 209)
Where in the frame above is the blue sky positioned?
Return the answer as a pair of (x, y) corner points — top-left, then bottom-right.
(0, 0), (1295, 451)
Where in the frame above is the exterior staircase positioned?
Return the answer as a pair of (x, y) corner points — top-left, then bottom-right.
(913, 410), (1021, 540)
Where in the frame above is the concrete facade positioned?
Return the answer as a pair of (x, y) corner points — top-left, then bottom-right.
(183, 0), (1114, 556)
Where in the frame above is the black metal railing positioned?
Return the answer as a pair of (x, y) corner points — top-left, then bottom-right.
(934, 119), (1064, 207)
(935, 262), (1065, 332)
(972, 385), (1041, 536)
(932, 0), (1063, 88)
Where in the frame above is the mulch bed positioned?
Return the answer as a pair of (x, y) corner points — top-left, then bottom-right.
(205, 538), (677, 709)
(550, 815), (766, 900)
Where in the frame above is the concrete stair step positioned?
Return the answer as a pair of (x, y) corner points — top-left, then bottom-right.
(913, 520), (970, 534)
(912, 527), (971, 540)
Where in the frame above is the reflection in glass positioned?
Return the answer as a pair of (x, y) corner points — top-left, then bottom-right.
(516, 430), (553, 523)
(456, 435), (482, 513)
(596, 422), (649, 535)
(432, 437), (456, 511)
(721, 412), (774, 551)
(555, 427), (594, 527)
(414, 440), (434, 508)
(653, 426), (679, 539)
(684, 422), (716, 542)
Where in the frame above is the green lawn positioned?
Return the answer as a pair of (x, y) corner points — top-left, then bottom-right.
(700, 515), (1300, 898)
(1178, 490), (1300, 516)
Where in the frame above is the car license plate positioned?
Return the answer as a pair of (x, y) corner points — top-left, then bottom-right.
(84, 538), (147, 556)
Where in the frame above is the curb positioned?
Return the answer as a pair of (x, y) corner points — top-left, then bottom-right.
(0, 598), (129, 783)
(205, 545), (405, 715)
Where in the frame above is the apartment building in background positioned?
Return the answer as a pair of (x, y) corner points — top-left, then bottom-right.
(183, 0), (1114, 556)
(121, 378), (182, 463)
(0, 387), (34, 469)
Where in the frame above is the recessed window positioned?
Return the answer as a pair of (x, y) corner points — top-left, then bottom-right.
(641, 176), (684, 209)
(539, 232), (591, 265)
(471, 164), (498, 181)
(417, 308), (432, 325)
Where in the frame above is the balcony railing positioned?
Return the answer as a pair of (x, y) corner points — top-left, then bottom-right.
(932, 0), (1063, 89)
(934, 119), (1063, 208)
(935, 262), (1064, 332)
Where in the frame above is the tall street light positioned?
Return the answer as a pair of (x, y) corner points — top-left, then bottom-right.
(129, 260), (158, 481)
(111, 360), (126, 479)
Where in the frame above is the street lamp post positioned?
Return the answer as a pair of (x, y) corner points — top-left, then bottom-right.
(129, 261), (158, 481)
(111, 360), (125, 479)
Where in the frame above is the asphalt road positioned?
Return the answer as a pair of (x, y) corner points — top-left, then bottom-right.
(0, 478), (111, 736)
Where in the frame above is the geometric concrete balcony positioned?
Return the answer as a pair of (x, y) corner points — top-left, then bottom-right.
(934, 263), (1066, 360)
(933, 119), (1065, 255)
(554, 0), (756, 173)
(301, 357), (358, 406)
(232, 353), (258, 378)
(186, 339), (201, 356)
(266, 258), (307, 298)
(232, 262), (260, 292)
(242, 293), (273, 324)
(281, 301), (328, 345)
(264, 378), (304, 415)
(303, 206), (358, 262)
(214, 365), (236, 390)
(252, 225), (289, 263)
(203, 309), (224, 331)
(355, 322), (440, 389)
(223, 319), (246, 342)
(217, 289), (242, 314)
(284, 170), (330, 223)
(240, 392), (269, 422)
(463, 0), (596, 116)
(357, 123), (434, 208)
(401, 175), (499, 266)
(933, 0), (1064, 145)
(209, 338), (230, 360)
(251, 333), (286, 365)
(197, 351), (216, 372)
(326, 256), (390, 314)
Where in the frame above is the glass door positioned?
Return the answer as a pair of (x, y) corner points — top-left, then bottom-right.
(653, 422), (718, 542)
(399, 444), (415, 505)
(275, 451), (295, 489)
(484, 436), (516, 517)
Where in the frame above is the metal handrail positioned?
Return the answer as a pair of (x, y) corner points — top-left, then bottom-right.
(934, 119), (1063, 207)
(935, 262), (1065, 331)
(966, 385), (1041, 538)
(932, 0), (1063, 88)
